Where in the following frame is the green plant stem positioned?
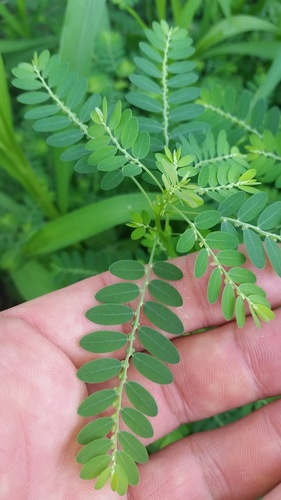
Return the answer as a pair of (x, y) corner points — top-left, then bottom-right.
(162, 27), (173, 148)
(16, 0), (30, 38)
(110, 236), (158, 476)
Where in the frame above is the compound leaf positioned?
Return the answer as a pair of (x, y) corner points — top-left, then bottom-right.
(132, 352), (173, 384)
(76, 358), (122, 383)
(138, 326), (180, 364)
(121, 407), (153, 438)
(143, 301), (184, 334)
(125, 381), (158, 417)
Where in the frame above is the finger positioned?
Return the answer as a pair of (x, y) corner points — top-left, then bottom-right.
(129, 399), (281, 500)
(2, 253), (281, 366)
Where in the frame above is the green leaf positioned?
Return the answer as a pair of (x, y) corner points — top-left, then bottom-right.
(85, 304), (134, 325)
(101, 170), (124, 190)
(148, 280), (183, 306)
(131, 227), (146, 240)
(116, 451), (140, 486)
(121, 407), (153, 438)
(126, 92), (162, 113)
(143, 301), (184, 334)
(17, 91), (49, 104)
(235, 296), (246, 328)
(217, 249), (246, 267)
(95, 467), (111, 490)
(153, 261), (183, 280)
(66, 77), (88, 109)
(194, 248), (209, 278)
(258, 201), (281, 230)
(265, 238), (281, 277)
(207, 268), (222, 304)
(118, 431), (148, 463)
(239, 283), (266, 298)
(12, 78), (43, 90)
(33, 116), (71, 132)
(76, 438), (112, 464)
(132, 130), (150, 159)
(138, 326), (180, 364)
(123, 164), (142, 177)
(47, 129), (84, 147)
(76, 358), (122, 383)
(133, 56), (162, 78)
(125, 381), (158, 417)
(121, 117), (139, 149)
(132, 352), (173, 385)
(254, 304), (275, 322)
(110, 260), (145, 280)
(237, 192), (268, 223)
(176, 228), (196, 253)
(109, 101), (122, 130)
(111, 464), (128, 495)
(243, 228), (265, 269)
(195, 210), (221, 229)
(77, 389), (116, 417)
(24, 104), (59, 120)
(88, 146), (117, 164)
(206, 231), (238, 250)
(221, 283), (235, 320)
(79, 94), (101, 123)
(98, 156), (127, 172)
(80, 330), (128, 353)
(80, 455), (111, 480)
(228, 267), (256, 284)
(95, 283), (140, 304)
(169, 103), (203, 121)
(77, 417), (113, 444)
(218, 191), (246, 216)
(130, 73), (161, 94)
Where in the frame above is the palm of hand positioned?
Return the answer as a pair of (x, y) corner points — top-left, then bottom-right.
(1, 260), (281, 500)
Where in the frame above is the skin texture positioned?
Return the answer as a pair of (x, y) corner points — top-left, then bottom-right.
(0, 253), (281, 500)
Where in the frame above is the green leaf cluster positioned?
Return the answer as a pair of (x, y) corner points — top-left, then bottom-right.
(77, 255), (184, 494)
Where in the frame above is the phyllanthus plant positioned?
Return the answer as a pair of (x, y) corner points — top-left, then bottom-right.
(12, 19), (281, 495)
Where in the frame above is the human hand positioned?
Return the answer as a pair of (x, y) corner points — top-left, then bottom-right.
(1, 254), (281, 500)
